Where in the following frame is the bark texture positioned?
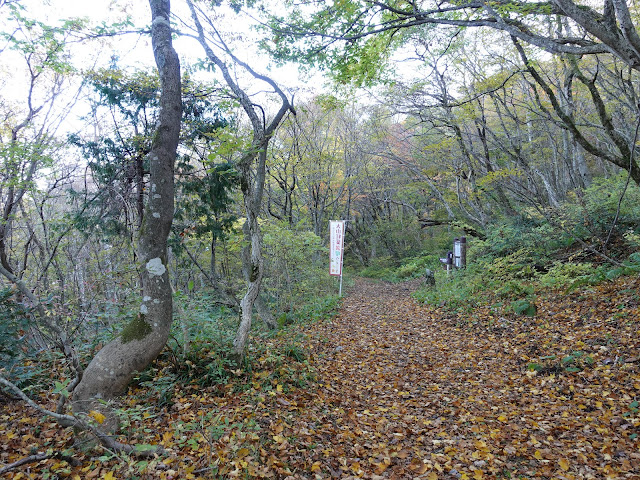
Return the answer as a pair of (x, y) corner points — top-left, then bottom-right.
(73, 0), (181, 409)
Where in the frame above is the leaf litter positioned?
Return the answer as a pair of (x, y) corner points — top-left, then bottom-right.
(1, 276), (639, 479)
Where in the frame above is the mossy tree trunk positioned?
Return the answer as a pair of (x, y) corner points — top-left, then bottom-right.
(72, 0), (181, 411)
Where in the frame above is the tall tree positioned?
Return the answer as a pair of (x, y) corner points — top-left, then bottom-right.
(72, 0), (181, 408)
(186, 0), (294, 361)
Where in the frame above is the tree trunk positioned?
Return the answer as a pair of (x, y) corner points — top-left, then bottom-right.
(233, 151), (269, 363)
(72, 0), (181, 411)
(233, 202), (263, 364)
(186, 0), (294, 363)
(240, 219), (277, 330)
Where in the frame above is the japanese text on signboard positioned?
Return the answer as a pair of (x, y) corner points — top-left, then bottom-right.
(329, 220), (345, 276)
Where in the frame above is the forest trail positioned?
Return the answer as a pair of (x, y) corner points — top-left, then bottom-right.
(258, 277), (640, 479)
(2, 277), (639, 479)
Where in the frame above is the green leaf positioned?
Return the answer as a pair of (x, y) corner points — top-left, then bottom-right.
(134, 444), (157, 452)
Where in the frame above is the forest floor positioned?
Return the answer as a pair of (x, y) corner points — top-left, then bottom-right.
(2, 276), (640, 479)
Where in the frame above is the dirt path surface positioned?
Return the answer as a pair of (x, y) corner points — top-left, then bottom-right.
(261, 277), (640, 479)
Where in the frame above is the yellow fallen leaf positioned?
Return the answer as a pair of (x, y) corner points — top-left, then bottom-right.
(89, 410), (106, 425)
(102, 472), (115, 480)
(534, 450), (543, 460)
(311, 461), (322, 472)
(497, 415), (507, 422)
(559, 458), (570, 471)
(427, 472), (438, 480)
(474, 440), (488, 450)
(276, 384), (283, 393)
(236, 448), (250, 459)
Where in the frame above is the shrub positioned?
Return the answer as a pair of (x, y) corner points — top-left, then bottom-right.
(510, 298), (537, 316)
(412, 267), (488, 313)
(538, 262), (595, 289)
(394, 254), (441, 279)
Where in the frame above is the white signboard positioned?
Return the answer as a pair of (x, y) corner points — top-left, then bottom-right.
(329, 220), (345, 276)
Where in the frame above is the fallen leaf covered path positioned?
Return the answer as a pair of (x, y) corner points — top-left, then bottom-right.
(2, 277), (639, 479)
(258, 277), (640, 479)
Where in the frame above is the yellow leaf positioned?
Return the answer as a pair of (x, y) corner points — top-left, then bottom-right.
(497, 415), (507, 422)
(474, 440), (488, 449)
(102, 472), (115, 480)
(559, 458), (570, 471)
(534, 450), (543, 460)
(427, 472), (438, 480)
(311, 461), (322, 472)
(276, 384), (283, 393)
(89, 410), (106, 425)
(474, 469), (484, 480)
(237, 448), (250, 459)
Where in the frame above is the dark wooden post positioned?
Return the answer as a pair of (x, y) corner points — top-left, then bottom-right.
(460, 236), (467, 268)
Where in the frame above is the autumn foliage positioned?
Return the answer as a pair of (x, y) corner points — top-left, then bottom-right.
(2, 276), (640, 479)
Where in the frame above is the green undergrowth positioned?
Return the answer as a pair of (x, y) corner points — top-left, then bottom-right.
(406, 175), (640, 314)
(359, 253), (442, 282)
(130, 288), (343, 408)
(411, 251), (640, 315)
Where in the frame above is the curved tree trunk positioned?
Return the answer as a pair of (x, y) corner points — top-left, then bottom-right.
(72, 0), (181, 411)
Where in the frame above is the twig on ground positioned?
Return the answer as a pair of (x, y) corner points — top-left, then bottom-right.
(0, 374), (166, 459)
(0, 452), (81, 475)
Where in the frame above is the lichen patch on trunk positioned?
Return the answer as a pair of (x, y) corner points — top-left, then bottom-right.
(146, 257), (166, 276)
